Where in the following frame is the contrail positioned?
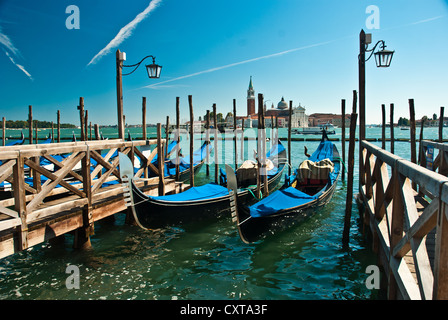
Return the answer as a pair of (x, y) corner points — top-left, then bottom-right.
(0, 25), (33, 80)
(143, 39), (339, 89)
(4, 50), (33, 80)
(87, 0), (163, 66)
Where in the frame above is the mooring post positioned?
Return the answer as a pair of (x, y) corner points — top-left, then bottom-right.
(288, 100), (292, 176)
(262, 97), (268, 197)
(381, 104), (386, 150)
(342, 111), (358, 246)
(78, 97), (85, 141)
(2, 117), (5, 146)
(341, 99), (346, 181)
(439, 106), (444, 143)
(233, 99), (238, 170)
(206, 110), (210, 176)
(165, 116), (170, 158)
(343, 91), (358, 246)
(142, 97), (147, 141)
(57, 110), (61, 143)
(390, 103), (394, 154)
(175, 97), (180, 181)
(213, 103), (218, 184)
(241, 118), (245, 162)
(188, 95), (194, 187)
(157, 123), (165, 196)
(28, 105), (33, 144)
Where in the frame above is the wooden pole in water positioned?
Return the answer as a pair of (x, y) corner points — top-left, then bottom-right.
(233, 99), (238, 170)
(381, 104), (386, 150)
(241, 119), (245, 162)
(28, 105), (33, 144)
(257, 94), (262, 198)
(2, 117), (5, 146)
(288, 100), (292, 176)
(84, 110), (89, 141)
(142, 97), (147, 141)
(213, 104), (218, 184)
(341, 99), (346, 181)
(342, 92), (358, 246)
(390, 103), (394, 154)
(188, 95), (194, 187)
(439, 106), (444, 143)
(175, 97), (180, 181)
(157, 123), (165, 196)
(94, 124), (100, 140)
(35, 125), (38, 144)
(165, 116), (170, 158)
(78, 97), (85, 141)
(409, 99), (416, 165)
(57, 110), (60, 143)
(262, 97), (268, 197)
(206, 110), (210, 176)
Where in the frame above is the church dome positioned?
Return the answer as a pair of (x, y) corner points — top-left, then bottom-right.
(277, 97), (288, 110)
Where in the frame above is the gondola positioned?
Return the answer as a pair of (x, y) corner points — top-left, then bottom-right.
(5, 131), (25, 146)
(227, 130), (340, 243)
(119, 140), (287, 229)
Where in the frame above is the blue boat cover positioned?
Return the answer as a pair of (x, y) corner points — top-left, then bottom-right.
(164, 142), (212, 176)
(150, 183), (229, 202)
(266, 140), (286, 159)
(249, 187), (317, 217)
(309, 140), (334, 162)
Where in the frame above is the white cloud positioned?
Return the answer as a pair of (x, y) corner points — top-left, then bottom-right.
(4, 50), (33, 80)
(143, 39), (338, 89)
(0, 25), (33, 80)
(87, 0), (163, 66)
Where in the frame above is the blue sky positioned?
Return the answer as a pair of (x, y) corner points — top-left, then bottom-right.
(0, 0), (447, 126)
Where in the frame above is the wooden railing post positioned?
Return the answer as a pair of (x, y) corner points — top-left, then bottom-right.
(433, 200), (448, 299)
(74, 145), (93, 249)
(13, 154), (27, 251)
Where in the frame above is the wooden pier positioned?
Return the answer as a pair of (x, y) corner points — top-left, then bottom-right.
(358, 134), (448, 299)
(0, 132), (184, 259)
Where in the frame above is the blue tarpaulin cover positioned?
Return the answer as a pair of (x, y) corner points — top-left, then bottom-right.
(309, 140), (334, 162)
(150, 183), (229, 202)
(249, 187), (317, 217)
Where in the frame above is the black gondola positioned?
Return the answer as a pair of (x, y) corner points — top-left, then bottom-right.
(119, 140), (287, 229)
(227, 130), (341, 243)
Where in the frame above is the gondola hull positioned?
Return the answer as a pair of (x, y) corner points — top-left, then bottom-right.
(235, 169), (339, 243)
(122, 155), (286, 229)
(229, 130), (340, 243)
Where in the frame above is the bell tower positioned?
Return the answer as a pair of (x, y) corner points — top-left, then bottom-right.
(247, 76), (255, 116)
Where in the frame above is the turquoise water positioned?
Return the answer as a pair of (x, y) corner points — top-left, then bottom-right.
(0, 126), (443, 300)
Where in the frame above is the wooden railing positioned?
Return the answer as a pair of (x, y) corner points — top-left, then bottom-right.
(359, 139), (448, 299)
(0, 137), (165, 253)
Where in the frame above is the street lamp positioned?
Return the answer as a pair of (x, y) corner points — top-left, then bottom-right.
(358, 30), (394, 141)
(358, 29), (394, 197)
(116, 49), (162, 139)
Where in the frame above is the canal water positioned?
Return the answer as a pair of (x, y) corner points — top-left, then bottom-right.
(0, 126), (444, 300)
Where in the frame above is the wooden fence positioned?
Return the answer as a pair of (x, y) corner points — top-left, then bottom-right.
(359, 139), (448, 299)
(0, 135), (169, 258)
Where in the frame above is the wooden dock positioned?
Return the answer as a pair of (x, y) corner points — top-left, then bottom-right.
(0, 132), (185, 259)
(358, 138), (448, 299)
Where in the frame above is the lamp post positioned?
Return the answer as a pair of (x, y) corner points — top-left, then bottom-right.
(358, 29), (394, 195)
(116, 49), (162, 139)
(358, 29), (394, 141)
